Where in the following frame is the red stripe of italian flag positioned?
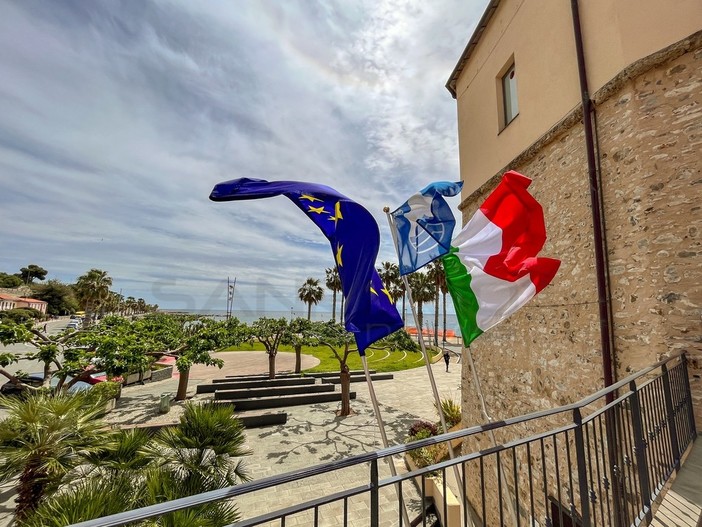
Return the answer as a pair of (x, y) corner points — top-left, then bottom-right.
(443, 171), (560, 345)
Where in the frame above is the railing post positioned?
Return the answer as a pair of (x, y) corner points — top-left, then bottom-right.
(628, 380), (652, 524)
(661, 363), (681, 471)
(370, 459), (379, 527)
(573, 408), (592, 527)
(681, 353), (698, 437)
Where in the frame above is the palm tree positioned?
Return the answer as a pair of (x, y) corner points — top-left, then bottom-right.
(22, 401), (251, 526)
(74, 269), (112, 324)
(125, 296), (136, 315)
(427, 261), (445, 346)
(0, 391), (109, 520)
(298, 278), (324, 321)
(408, 271), (435, 337)
(324, 267), (342, 322)
(377, 261), (405, 322)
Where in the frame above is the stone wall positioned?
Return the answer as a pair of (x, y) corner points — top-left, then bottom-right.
(460, 40), (702, 439)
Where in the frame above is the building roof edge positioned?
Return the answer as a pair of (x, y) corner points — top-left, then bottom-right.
(445, 0), (501, 99)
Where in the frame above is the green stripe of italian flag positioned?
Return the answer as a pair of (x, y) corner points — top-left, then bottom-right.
(443, 171), (560, 346)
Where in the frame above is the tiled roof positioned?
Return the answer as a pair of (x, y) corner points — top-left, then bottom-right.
(0, 294), (20, 301)
(19, 297), (47, 304)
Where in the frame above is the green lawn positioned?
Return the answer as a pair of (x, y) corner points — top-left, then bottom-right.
(220, 342), (438, 373)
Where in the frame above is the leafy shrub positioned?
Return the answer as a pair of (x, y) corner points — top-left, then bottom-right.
(407, 420), (443, 469)
(377, 329), (419, 352)
(0, 272), (22, 288)
(408, 420), (438, 438)
(0, 308), (42, 324)
(87, 381), (122, 403)
(434, 398), (462, 429)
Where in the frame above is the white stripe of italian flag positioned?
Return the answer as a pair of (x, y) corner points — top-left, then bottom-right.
(443, 171), (560, 345)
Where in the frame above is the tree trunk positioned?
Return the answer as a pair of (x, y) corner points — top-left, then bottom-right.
(16, 460), (47, 521)
(339, 364), (351, 416)
(401, 294), (406, 323)
(42, 360), (51, 382)
(294, 344), (301, 374)
(340, 295), (345, 325)
(434, 290), (440, 347)
(417, 303), (423, 338)
(442, 291), (447, 343)
(307, 303), (312, 321)
(268, 352), (276, 379)
(175, 367), (190, 400)
(331, 290), (337, 322)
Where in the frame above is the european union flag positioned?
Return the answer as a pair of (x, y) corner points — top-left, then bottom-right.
(210, 178), (403, 354)
(391, 181), (463, 275)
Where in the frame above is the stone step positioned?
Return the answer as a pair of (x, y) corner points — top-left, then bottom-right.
(214, 384), (335, 400)
(214, 391), (357, 411)
(239, 411), (288, 428)
(196, 377), (316, 394)
(215, 370), (376, 383)
(321, 373), (394, 384)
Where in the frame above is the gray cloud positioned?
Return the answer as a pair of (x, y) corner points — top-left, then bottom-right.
(0, 0), (487, 312)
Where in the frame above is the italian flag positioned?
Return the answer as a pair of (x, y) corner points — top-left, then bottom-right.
(443, 171), (560, 345)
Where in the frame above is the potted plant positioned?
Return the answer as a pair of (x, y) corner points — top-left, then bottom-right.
(404, 401), (463, 526)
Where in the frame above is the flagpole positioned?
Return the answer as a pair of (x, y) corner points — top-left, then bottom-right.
(384, 208), (472, 526)
(361, 355), (412, 527)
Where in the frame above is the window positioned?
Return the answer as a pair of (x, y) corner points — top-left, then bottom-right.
(502, 63), (519, 126)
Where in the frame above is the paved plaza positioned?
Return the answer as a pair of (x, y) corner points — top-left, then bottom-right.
(0, 349), (464, 526)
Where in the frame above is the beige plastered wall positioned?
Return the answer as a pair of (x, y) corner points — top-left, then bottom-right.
(453, 0), (702, 196)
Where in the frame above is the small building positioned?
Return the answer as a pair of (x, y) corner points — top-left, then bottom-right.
(0, 294), (18, 311)
(17, 297), (48, 314)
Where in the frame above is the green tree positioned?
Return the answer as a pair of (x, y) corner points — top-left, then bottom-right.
(311, 321), (356, 416)
(281, 317), (313, 373)
(439, 263), (450, 343)
(74, 269), (113, 323)
(426, 261), (445, 347)
(124, 314), (237, 401)
(18, 264), (48, 285)
(11, 400), (251, 526)
(0, 391), (108, 520)
(250, 317), (288, 379)
(0, 319), (90, 391)
(298, 277), (324, 321)
(324, 267), (342, 322)
(0, 272), (22, 288)
(408, 271), (435, 336)
(378, 261), (405, 322)
(31, 279), (78, 316)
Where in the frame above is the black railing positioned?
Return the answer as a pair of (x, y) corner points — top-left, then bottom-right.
(70, 353), (697, 527)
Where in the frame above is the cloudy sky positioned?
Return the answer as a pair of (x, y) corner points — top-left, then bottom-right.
(0, 0), (488, 315)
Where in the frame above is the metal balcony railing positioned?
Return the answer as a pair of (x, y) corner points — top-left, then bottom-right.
(70, 353), (697, 527)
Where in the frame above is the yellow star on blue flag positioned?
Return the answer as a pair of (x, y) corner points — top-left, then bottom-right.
(210, 178), (403, 354)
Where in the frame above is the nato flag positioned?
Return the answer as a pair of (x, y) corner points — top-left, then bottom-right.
(210, 178), (403, 354)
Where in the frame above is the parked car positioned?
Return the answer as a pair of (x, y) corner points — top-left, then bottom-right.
(66, 321), (80, 330)
(0, 373), (44, 396)
(0, 370), (104, 396)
